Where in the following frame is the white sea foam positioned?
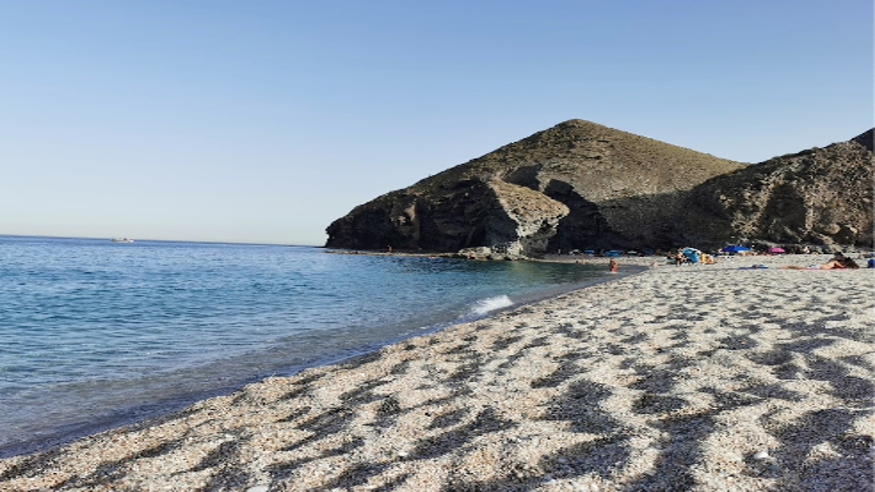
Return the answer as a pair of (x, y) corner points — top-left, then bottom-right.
(468, 295), (514, 317)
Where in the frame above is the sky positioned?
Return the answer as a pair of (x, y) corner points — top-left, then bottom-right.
(1, 1), (872, 246)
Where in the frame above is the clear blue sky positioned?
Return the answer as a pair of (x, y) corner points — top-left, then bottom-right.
(1, 1), (871, 245)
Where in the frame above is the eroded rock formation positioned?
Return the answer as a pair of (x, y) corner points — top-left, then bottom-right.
(681, 130), (874, 247)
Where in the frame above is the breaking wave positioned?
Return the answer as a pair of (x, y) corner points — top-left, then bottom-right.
(467, 295), (514, 317)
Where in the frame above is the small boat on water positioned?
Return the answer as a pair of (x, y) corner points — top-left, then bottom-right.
(110, 237), (134, 243)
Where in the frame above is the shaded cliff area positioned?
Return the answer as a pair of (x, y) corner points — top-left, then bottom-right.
(325, 121), (874, 257)
(680, 129), (874, 247)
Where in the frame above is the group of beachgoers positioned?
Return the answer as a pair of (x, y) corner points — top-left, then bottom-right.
(668, 249), (717, 265)
(577, 246), (874, 273)
(660, 248), (871, 271)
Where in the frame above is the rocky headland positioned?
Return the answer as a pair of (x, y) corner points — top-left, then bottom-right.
(325, 121), (874, 258)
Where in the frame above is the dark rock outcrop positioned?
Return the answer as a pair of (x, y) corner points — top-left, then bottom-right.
(325, 178), (568, 258)
(680, 130), (874, 247)
(325, 121), (874, 255)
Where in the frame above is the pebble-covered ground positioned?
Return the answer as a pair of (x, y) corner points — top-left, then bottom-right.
(1, 255), (872, 491)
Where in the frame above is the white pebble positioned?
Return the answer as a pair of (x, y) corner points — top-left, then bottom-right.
(753, 450), (770, 460)
(247, 486), (269, 492)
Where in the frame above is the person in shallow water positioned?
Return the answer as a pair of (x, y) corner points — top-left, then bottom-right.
(609, 258), (618, 273)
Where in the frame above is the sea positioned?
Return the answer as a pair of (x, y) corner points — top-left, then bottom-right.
(0, 235), (618, 457)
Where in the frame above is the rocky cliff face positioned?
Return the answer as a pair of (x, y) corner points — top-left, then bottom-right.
(325, 121), (874, 256)
(326, 178), (569, 257)
(680, 130), (874, 248)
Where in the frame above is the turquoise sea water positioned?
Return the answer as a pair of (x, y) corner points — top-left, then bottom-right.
(0, 235), (615, 456)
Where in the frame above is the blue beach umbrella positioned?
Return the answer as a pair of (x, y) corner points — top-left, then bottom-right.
(721, 245), (751, 253)
(681, 247), (702, 263)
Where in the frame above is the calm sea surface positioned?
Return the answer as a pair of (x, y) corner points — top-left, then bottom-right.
(0, 235), (614, 456)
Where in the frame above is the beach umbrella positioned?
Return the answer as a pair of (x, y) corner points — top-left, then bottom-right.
(768, 247), (785, 253)
(721, 245), (751, 253)
(681, 247), (703, 263)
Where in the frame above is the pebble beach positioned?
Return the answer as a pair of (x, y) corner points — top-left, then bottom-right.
(1, 254), (872, 491)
